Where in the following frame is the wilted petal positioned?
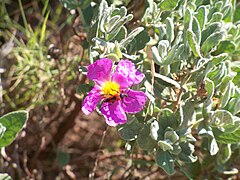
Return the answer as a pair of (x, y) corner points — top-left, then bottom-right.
(112, 60), (145, 88)
(87, 58), (112, 85)
(82, 86), (103, 115)
(101, 101), (127, 126)
(122, 89), (146, 113)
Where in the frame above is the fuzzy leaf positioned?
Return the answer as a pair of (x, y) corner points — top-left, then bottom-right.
(196, 6), (207, 30)
(201, 31), (224, 53)
(137, 124), (157, 151)
(187, 29), (201, 57)
(159, 0), (179, 11)
(156, 149), (175, 175)
(118, 120), (143, 141)
(166, 17), (174, 43)
(214, 127), (240, 144)
(0, 173), (12, 180)
(154, 73), (181, 89)
(0, 111), (28, 148)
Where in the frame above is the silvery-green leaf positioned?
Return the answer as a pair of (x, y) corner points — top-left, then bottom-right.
(154, 73), (181, 89)
(152, 46), (162, 65)
(187, 29), (201, 57)
(210, 12), (223, 23)
(156, 150), (175, 175)
(163, 44), (178, 65)
(158, 40), (169, 58)
(180, 100), (196, 128)
(150, 120), (159, 141)
(158, 140), (174, 151)
(166, 17), (174, 43)
(0, 123), (6, 138)
(211, 53), (228, 65)
(184, 8), (193, 30)
(120, 27), (144, 47)
(220, 81), (234, 108)
(233, 3), (240, 23)
(213, 126), (240, 144)
(0, 173), (12, 180)
(217, 144), (231, 164)
(169, 144), (182, 155)
(201, 31), (225, 53)
(118, 120), (142, 141)
(196, 5), (207, 30)
(178, 143), (197, 163)
(0, 111), (28, 148)
(192, 16), (201, 44)
(202, 79), (215, 116)
(159, 0), (180, 11)
(164, 130), (179, 144)
(222, 5), (232, 22)
(201, 22), (222, 45)
(137, 124), (157, 151)
(198, 123), (219, 155)
(210, 110), (234, 129)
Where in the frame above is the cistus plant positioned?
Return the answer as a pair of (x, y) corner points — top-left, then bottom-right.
(62, 0), (240, 178)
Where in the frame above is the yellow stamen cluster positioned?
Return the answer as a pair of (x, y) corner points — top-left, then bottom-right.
(101, 81), (120, 99)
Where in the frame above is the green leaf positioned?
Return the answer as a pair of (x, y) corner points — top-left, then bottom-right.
(158, 108), (180, 131)
(158, 140), (173, 151)
(158, 40), (169, 58)
(0, 123), (6, 138)
(150, 120), (159, 141)
(201, 31), (224, 53)
(0, 173), (12, 180)
(76, 84), (93, 95)
(164, 129), (179, 144)
(137, 124), (157, 151)
(187, 29), (201, 57)
(233, 3), (240, 23)
(159, 0), (179, 11)
(210, 12), (223, 22)
(198, 123), (219, 155)
(0, 111), (28, 148)
(118, 120), (143, 141)
(180, 100), (196, 128)
(111, 26), (127, 42)
(156, 149), (175, 175)
(178, 143), (197, 163)
(201, 22), (221, 45)
(152, 46), (162, 65)
(154, 73), (181, 89)
(127, 29), (150, 52)
(166, 17), (174, 43)
(213, 127), (240, 144)
(57, 150), (70, 167)
(227, 98), (240, 115)
(212, 40), (236, 55)
(217, 144), (231, 164)
(210, 110), (234, 131)
(192, 16), (201, 44)
(220, 81), (234, 108)
(211, 53), (228, 65)
(196, 6), (207, 30)
(120, 27), (144, 48)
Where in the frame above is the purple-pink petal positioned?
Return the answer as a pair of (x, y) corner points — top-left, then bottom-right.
(101, 101), (127, 126)
(121, 89), (147, 113)
(112, 60), (145, 88)
(81, 86), (103, 115)
(87, 58), (112, 85)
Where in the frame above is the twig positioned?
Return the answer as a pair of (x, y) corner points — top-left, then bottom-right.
(89, 126), (108, 180)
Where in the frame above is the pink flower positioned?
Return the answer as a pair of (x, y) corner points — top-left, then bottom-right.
(81, 58), (147, 126)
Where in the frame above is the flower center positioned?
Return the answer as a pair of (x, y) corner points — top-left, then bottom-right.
(101, 81), (120, 99)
